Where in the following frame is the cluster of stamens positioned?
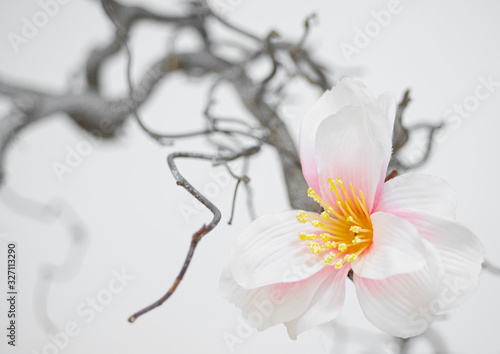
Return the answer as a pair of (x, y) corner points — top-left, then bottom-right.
(297, 177), (373, 269)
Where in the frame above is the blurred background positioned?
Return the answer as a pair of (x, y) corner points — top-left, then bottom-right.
(0, 0), (499, 353)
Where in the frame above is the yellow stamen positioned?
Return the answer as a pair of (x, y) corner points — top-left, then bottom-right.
(297, 177), (373, 268)
(324, 252), (336, 266)
(311, 220), (322, 228)
(296, 210), (308, 223)
(307, 188), (322, 203)
(335, 259), (345, 269)
(350, 226), (361, 235)
(308, 242), (321, 254)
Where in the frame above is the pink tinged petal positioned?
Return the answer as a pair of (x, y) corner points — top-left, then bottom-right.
(229, 211), (324, 289)
(351, 212), (427, 279)
(389, 209), (484, 312)
(354, 242), (444, 338)
(364, 91), (395, 162)
(285, 266), (350, 339)
(314, 105), (386, 211)
(300, 78), (385, 194)
(220, 265), (347, 336)
(371, 92), (396, 208)
(375, 174), (457, 220)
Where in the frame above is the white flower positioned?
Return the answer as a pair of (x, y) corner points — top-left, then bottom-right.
(220, 78), (484, 339)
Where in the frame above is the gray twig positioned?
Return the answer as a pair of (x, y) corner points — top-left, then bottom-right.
(128, 146), (259, 321)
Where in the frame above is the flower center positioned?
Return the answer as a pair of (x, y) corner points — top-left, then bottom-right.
(296, 177), (373, 269)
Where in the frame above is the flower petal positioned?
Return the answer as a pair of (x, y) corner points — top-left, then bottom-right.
(351, 212), (427, 279)
(314, 105), (387, 211)
(376, 92), (396, 140)
(299, 78), (392, 195)
(285, 266), (350, 339)
(371, 91), (396, 204)
(354, 242), (444, 338)
(389, 209), (484, 312)
(221, 265), (347, 336)
(375, 174), (457, 220)
(229, 211), (324, 289)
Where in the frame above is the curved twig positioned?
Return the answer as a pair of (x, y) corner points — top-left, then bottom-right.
(392, 89), (411, 153)
(128, 146), (259, 322)
(258, 31), (281, 97)
(128, 224), (209, 323)
(227, 179), (243, 225)
(483, 260), (500, 276)
(208, 7), (262, 43)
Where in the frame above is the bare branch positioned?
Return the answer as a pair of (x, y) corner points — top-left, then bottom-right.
(0, 2), (327, 215)
(128, 224), (208, 323)
(128, 146), (259, 321)
(227, 179), (243, 225)
(207, 6), (262, 43)
(289, 14), (330, 91)
(88, 0), (206, 90)
(483, 260), (500, 276)
(392, 89), (411, 154)
(390, 89), (444, 171)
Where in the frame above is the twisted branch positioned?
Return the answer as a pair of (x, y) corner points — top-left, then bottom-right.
(129, 146), (259, 321)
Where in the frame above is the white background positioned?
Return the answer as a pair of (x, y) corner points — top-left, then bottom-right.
(0, 0), (499, 353)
